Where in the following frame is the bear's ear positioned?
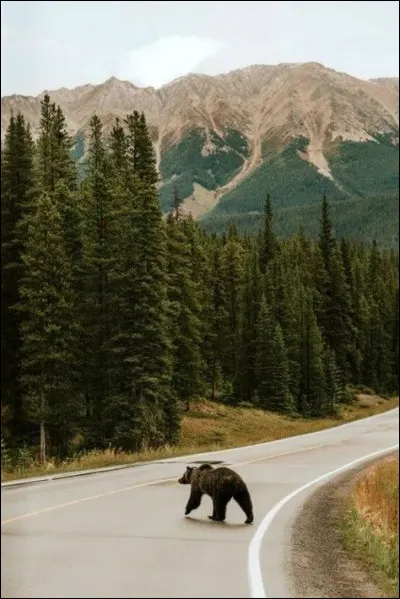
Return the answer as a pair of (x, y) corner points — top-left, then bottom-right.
(186, 466), (193, 474)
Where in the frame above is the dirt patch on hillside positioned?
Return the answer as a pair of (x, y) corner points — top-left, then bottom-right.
(180, 183), (219, 219)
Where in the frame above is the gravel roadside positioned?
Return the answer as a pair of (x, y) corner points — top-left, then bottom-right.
(287, 453), (398, 598)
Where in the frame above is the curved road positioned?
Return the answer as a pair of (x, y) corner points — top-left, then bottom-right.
(1, 408), (398, 599)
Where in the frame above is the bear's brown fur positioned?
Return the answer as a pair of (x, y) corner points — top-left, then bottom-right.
(178, 463), (254, 524)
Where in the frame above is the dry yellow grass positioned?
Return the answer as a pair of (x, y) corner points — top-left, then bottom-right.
(2, 395), (398, 483)
(353, 456), (399, 538)
(343, 455), (399, 596)
(180, 396), (399, 449)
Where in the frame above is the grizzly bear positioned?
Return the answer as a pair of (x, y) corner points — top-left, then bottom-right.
(178, 463), (254, 524)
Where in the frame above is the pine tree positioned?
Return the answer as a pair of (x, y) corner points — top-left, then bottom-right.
(129, 179), (177, 445)
(80, 115), (116, 448)
(19, 193), (78, 460)
(36, 95), (75, 194)
(340, 239), (356, 300)
(183, 216), (210, 395)
(364, 240), (396, 392)
(52, 180), (84, 403)
(318, 194), (335, 271)
(125, 110), (159, 185)
(271, 323), (294, 412)
(368, 239), (381, 293)
(340, 238), (363, 383)
(171, 184), (183, 218)
(166, 208), (203, 411)
(324, 245), (357, 379)
(259, 194), (277, 275)
(1, 113), (35, 443)
(205, 240), (229, 401)
(220, 233), (245, 397)
(316, 197), (357, 381)
(298, 288), (327, 416)
(240, 247), (262, 402)
(104, 176), (146, 451)
(35, 94), (55, 193)
(104, 111), (179, 450)
(323, 344), (343, 416)
(53, 181), (83, 290)
(363, 297), (392, 393)
(52, 105), (76, 190)
(255, 298), (293, 412)
(312, 244), (329, 325)
(109, 117), (129, 185)
(278, 262), (302, 403)
(255, 296), (274, 408)
(228, 222), (238, 240)
(119, 111), (178, 447)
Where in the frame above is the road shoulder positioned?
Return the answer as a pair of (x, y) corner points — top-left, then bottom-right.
(287, 455), (398, 598)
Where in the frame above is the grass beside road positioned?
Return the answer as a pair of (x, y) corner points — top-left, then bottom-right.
(1, 394), (398, 483)
(342, 454), (399, 597)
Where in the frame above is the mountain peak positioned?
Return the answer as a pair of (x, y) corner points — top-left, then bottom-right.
(101, 76), (138, 90)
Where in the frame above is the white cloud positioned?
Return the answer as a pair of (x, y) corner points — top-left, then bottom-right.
(117, 35), (228, 88)
(1, 21), (11, 43)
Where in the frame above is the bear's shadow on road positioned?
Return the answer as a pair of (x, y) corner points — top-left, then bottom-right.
(184, 516), (247, 529)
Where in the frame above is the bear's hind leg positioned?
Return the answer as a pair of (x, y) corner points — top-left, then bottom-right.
(233, 485), (254, 524)
(208, 505), (217, 520)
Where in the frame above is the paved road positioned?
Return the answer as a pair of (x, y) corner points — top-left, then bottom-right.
(1, 408), (398, 599)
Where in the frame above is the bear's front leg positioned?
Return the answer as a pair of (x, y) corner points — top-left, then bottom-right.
(185, 489), (202, 515)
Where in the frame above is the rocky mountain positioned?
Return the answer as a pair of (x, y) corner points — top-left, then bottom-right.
(1, 62), (399, 244)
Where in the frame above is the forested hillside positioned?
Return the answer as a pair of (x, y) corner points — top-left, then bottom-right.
(1, 96), (398, 466)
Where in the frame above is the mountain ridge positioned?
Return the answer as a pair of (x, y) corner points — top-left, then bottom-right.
(2, 62), (397, 144)
(1, 62), (398, 236)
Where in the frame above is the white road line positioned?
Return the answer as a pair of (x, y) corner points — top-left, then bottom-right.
(247, 444), (399, 599)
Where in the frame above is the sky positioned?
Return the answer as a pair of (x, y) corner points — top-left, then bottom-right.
(1, 0), (399, 96)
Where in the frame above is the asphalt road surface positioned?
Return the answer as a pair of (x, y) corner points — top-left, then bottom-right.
(1, 408), (398, 599)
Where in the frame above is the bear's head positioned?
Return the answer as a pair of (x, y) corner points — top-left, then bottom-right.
(178, 466), (194, 484)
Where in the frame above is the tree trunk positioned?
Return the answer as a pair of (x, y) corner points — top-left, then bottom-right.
(211, 358), (216, 402)
(39, 394), (46, 463)
(39, 419), (46, 464)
